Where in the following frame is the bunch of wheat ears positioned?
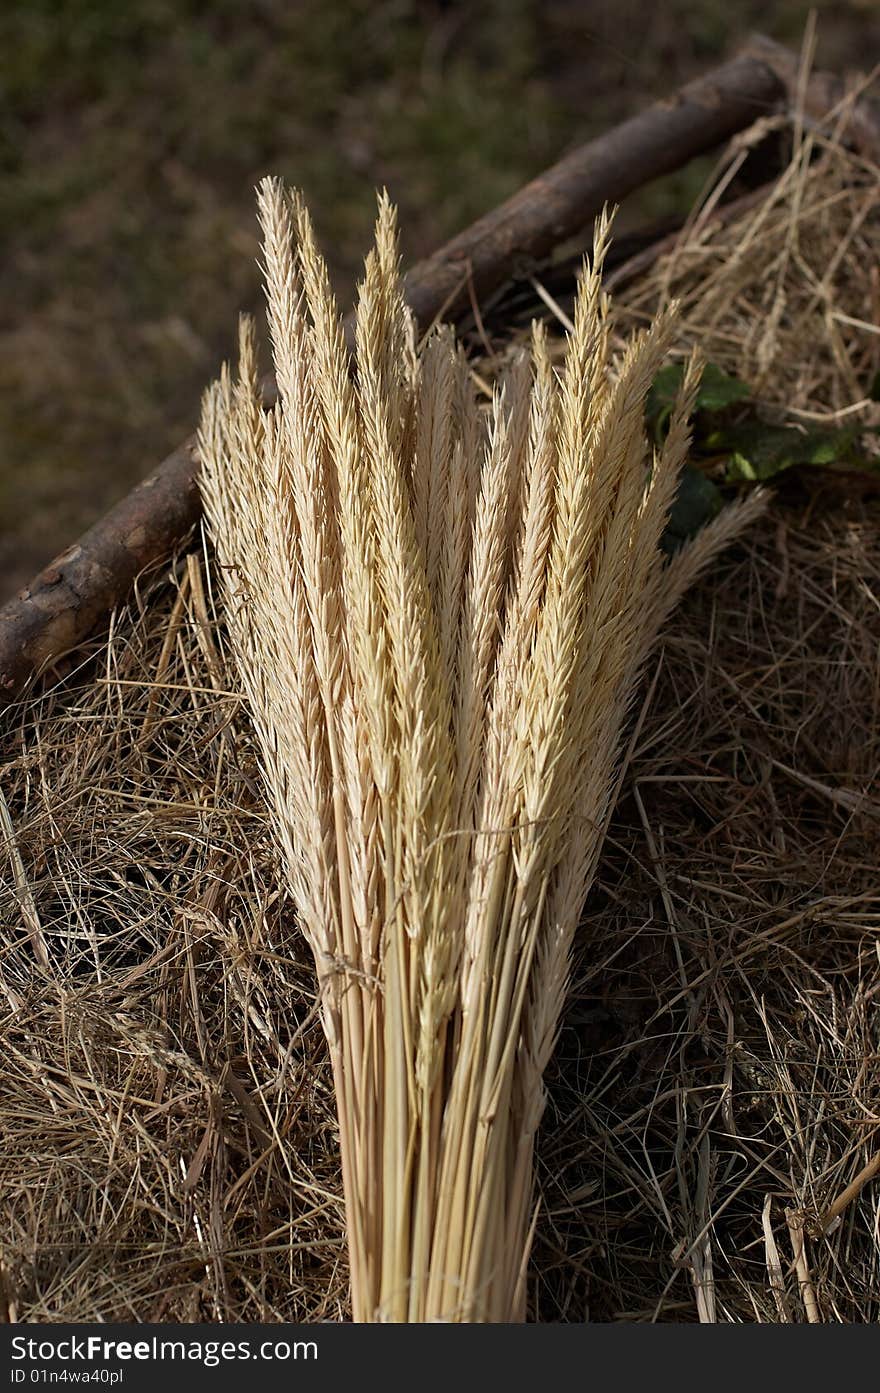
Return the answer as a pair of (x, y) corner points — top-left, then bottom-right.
(199, 178), (763, 1322)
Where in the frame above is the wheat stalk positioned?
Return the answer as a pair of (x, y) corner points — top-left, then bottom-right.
(198, 179), (765, 1322)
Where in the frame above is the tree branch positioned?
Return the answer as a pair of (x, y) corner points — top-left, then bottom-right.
(0, 45), (795, 700)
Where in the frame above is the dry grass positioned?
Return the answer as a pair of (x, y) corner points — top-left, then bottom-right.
(0, 553), (349, 1322)
(1, 479), (876, 1322)
(2, 122), (879, 1321)
(531, 486), (880, 1320)
(613, 84), (880, 433)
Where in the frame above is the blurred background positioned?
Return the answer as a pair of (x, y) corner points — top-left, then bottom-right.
(2, 0), (877, 599)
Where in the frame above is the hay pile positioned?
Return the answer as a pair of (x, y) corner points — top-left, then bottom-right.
(2, 107), (879, 1324)
(531, 489), (880, 1321)
(613, 103), (880, 432)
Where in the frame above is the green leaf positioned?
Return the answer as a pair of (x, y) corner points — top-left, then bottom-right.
(662, 465), (723, 553)
(712, 421), (863, 482)
(647, 361), (751, 442)
(645, 365), (682, 440)
(693, 361), (753, 412)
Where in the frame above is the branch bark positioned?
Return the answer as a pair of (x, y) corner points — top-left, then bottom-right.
(0, 46), (795, 700)
(745, 33), (880, 160)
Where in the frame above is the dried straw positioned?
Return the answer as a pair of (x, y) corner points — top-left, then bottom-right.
(1, 466), (875, 1326)
(614, 99), (880, 434)
(196, 181), (762, 1320)
(3, 145), (876, 1324)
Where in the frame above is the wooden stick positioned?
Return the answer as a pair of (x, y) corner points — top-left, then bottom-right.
(745, 33), (880, 160)
(0, 45), (796, 700)
(400, 49), (786, 329)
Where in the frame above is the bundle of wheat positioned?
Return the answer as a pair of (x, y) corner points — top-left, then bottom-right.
(196, 178), (764, 1322)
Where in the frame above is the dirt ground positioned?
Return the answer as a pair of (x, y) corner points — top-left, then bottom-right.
(1, 0), (878, 599)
